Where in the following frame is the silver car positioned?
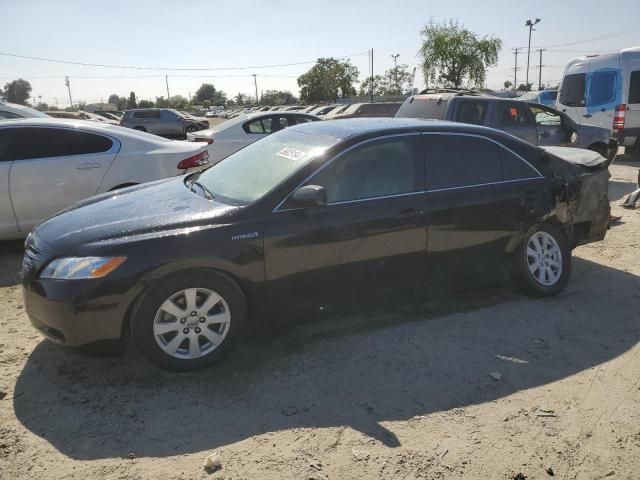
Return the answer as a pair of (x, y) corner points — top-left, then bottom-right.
(119, 108), (209, 137)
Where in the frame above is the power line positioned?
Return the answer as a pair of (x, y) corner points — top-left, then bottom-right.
(511, 27), (638, 50)
(0, 50), (369, 71)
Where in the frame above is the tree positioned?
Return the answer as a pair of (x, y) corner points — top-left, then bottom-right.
(261, 89), (297, 106)
(234, 93), (254, 105)
(384, 64), (413, 95)
(138, 99), (154, 108)
(203, 100), (211, 109)
(127, 92), (138, 109)
(419, 19), (502, 88)
(503, 80), (513, 90)
(194, 83), (227, 105)
(297, 58), (360, 103)
(35, 102), (49, 111)
(359, 75), (385, 97)
(168, 95), (188, 109)
(155, 96), (168, 108)
(517, 83), (533, 92)
(108, 94), (128, 110)
(3, 79), (32, 105)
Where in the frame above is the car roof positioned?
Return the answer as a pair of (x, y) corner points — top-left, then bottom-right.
(287, 117), (512, 141)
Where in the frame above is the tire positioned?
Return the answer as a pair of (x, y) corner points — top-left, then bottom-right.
(513, 224), (571, 297)
(131, 271), (247, 371)
(133, 126), (147, 132)
(185, 125), (199, 135)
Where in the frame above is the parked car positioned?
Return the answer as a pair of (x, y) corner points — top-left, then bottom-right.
(518, 89), (558, 106)
(45, 111), (83, 119)
(22, 118), (610, 371)
(119, 108), (209, 137)
(395, 91), (618, 162)
(0, 118), (209, 240)
(557, 47), (640, 159)
(308, 104), (341, 116)
(0, 101), (50, 119)
(327, 102), (401, 119)
(93, 111), (122, 122)
(186, 111), (319, 165)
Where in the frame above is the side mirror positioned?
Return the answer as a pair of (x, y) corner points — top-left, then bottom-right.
(291, 185), (327, 208)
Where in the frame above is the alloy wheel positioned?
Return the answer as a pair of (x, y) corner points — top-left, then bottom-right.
(526, 231), (563, 287)
(153, 288), (230, 359)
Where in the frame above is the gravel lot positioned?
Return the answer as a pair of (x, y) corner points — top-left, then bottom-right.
(0, 160), (639, 480)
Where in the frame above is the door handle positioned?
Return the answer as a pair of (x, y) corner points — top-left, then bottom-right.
(76, 163), (101, 170)
(394, 208), (421, 222)
(583, 114), (592, 118)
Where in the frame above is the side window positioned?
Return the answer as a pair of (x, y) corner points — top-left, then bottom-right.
(628, 71), (640, 104)
(424, 134), (502, 190)
(309, 136), (422, 203)
(9, 128), (113, 160)
(559, 73), (586, 107)
(161, 110), (179, 120)
(588, 70), (616, 106)
(0, 129), (13, 161)
(244, 119), (265, 134)
(500, 149), (540, 180)
(0, 110), (23, 119)
(493, 103), (532, 127)
(530, 106), (561, 126)
(453, 100), (487, 125)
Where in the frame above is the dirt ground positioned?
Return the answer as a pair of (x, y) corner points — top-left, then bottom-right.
(0, 160), (639, 480)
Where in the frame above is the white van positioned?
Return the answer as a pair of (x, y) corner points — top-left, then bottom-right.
(556, 47), (640, 158)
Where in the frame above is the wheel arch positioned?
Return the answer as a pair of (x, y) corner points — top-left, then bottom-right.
(120, 266), (255, 341)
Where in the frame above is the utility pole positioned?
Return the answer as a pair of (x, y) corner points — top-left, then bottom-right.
(537, 49), (545, 90)
(391, 53), (400, 93)
(512, 48), (520, 91)
(525, 18), (541, 91)
(65, 76), (73, 110)
(54, 97), (58, 108)
(165, 75), (170, 100)
(370, 48), (374, 102)
(252, 74), (259, 106)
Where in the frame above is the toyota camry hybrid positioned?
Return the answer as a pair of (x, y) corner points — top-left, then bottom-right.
(22, 118), (611, 371)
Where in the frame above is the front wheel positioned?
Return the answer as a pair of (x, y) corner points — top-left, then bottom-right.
(185, 125), (199, 135)
(131, 271), (247, 371)
(513, 224), (571, 297)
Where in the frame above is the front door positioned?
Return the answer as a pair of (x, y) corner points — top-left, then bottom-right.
(7, 127), (118, 232)
(491, 102), (538, 144)
(0, 129), (17, 237)
(422, 132), (545, 292)
(264, 134), (427, 316)
(529, 104), (570, 147)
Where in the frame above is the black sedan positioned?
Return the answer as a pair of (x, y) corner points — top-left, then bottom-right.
(22, 118), (611, 371)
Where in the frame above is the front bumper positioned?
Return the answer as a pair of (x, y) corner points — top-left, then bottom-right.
(23, 280), (127, 346)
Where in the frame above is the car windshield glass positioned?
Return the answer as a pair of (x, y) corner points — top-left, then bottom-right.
(195, 129), (337, 204)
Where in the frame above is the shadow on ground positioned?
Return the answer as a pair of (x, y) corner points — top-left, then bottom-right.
(12, 257), (640, 460)
(0, 240), (23, 288)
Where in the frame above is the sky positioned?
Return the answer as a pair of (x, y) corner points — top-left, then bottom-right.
(2, 0), (640, 108)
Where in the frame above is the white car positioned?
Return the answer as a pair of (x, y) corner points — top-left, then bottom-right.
(0, 100), (50, 120)
(0, 118), (209, 240)
(186, 111), (319, 164)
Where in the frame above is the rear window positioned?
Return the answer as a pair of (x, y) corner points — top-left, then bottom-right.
(396, 96), (448, 120)
(559, 73), (586, 107)
(588, 71), (616, 106)
(628, 71), (640, 104)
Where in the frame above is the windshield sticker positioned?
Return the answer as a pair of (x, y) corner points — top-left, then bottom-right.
(276, 147), (306, 161)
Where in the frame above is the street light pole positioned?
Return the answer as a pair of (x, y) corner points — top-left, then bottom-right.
(391, 53), (400, 93)
(525, 18), (541, 91)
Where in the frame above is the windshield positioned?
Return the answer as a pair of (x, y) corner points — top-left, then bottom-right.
(195, 129), (337, 204)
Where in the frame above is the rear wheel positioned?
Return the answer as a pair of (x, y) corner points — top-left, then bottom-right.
(131, 271), (246, 371)
(513, 224), (571, 297)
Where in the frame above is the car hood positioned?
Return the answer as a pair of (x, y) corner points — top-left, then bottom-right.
(33, 177), (238, 253)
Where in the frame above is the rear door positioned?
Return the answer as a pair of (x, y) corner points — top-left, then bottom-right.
(423, 133), (545, 292)
(0, 129), (18, 237)
(7, 127), (119, 232)
(491, 101), (537, 144)
(625, 70), (640, 132)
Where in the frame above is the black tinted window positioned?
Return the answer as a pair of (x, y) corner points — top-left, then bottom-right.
(7, 128), (113, 161)
(629, 71), (640, 104)
(0, 129), (13, 161)
(396, 96), (448, 120)
(501, 149), (539, 180)
(310, 136), (421, 203)
(424, 134), (502, 190)
(0, 110), (23, 119)
(493, 102), (531, 127)
(454, 100), (488, 125)
(559, 73), (586, 106)
(133, 110), (160, 119)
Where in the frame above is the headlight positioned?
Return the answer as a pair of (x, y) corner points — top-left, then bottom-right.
(40, 256), (126, 280)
